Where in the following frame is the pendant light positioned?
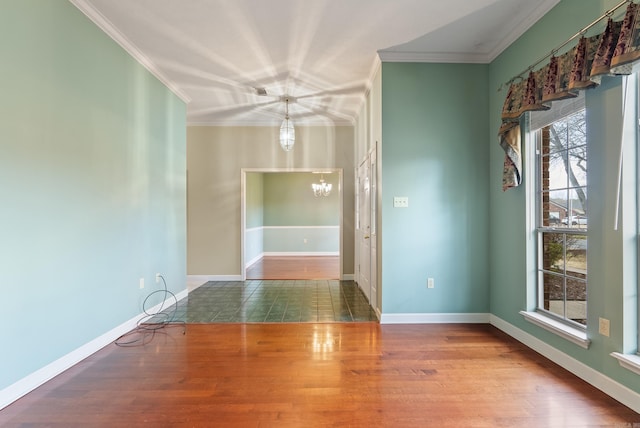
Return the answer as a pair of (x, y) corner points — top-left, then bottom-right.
(279, 97), (295, 152)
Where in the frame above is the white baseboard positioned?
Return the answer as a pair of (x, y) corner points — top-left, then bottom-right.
(187, 275), (243, 289)
(0, 289), (188, 411)
(380, 313), (490, 324)
(341, 274), (355, 281)
(244, 254), (263, 269)
(263, 252), (340, 256)
(490, 314), (640, 414)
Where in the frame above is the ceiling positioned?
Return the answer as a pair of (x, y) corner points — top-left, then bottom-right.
(71, 0), (560, 126)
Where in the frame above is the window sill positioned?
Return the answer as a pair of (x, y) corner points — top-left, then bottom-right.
(611, 352), (640, 376)
(520, 311), (590, 349)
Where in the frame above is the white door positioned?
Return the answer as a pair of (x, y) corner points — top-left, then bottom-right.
(369, 148), (378, 312)
(357, 156), (371, 301)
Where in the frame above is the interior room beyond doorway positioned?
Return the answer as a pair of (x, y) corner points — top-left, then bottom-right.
(243, 170), (343, 280)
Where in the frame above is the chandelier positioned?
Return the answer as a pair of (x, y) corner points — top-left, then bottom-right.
(312, 174), (332, 197)
(279, 97), (295, 152)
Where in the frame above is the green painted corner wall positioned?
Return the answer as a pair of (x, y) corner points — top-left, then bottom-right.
(488, 0), (640, 393)
(0, 1), (186, 390)
(381, 62), (490, 314)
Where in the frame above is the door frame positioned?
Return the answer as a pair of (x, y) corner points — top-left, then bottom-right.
(240, 168), (344, 281)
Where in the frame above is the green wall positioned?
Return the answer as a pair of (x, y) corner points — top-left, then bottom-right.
(264, 173), (339, 226)
(381, 62), (490, 314)
(0, 1), (186, 390)
(488, 0), (640, 393)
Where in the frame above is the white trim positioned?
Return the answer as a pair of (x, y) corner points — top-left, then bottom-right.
(0, 289), (188, 411)
(491, 315), (640, 414)
(611, 352), (640, 376)
(263, 226), (339, 230)
(342, 274), (355, 281)
(187, 119), (354, 127)
(520, 311), (590, 349)
(263, 251), (339, 257)
(484, 0), (561, 62)
(377, 0), (560, 64)
(244, 253), (263, 269)
(187, 275), (243, 285)
(380, 313), (490, 324)
(68, 0), (190, 104)
(377, 50), (489, 64)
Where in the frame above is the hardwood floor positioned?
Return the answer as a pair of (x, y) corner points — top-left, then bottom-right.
(246, 255), (340, 280)
(1, 323), (637, 427)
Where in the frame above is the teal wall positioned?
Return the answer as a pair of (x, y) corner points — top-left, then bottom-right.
(0, 1), (186, 390)
(381, 62), (490, 314)
(488, 0), (640, 393)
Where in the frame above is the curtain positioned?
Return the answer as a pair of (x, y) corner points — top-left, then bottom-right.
(499, 1), (640, 191)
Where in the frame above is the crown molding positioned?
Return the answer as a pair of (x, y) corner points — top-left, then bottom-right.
(187, 121), (354, 128)
(485, 0), (561, 62)
(378, 0), (561, 65)
(378, 50), (489, 64)
(69, 0), (191, 104)
(187, 119), (354, 127)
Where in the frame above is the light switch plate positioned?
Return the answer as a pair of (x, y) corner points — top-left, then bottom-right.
(393, 197), (409, 208)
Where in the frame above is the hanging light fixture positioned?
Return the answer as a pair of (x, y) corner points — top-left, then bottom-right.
(279, 97), (295, 152)
(312, 174), (332, 197)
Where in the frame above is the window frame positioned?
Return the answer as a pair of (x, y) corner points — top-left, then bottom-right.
(533, 108), (588, 330)
(521, 94), (590, 348)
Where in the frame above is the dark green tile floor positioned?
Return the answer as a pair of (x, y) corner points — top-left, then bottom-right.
(153, 280), (377, 323)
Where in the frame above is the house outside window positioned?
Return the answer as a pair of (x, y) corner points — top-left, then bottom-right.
(531, 99), (588, 328)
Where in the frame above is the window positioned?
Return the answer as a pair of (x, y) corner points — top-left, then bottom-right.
(532, 102), (588, 328)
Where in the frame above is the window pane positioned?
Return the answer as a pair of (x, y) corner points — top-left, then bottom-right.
(564, 188), (588, 229)
(549, 122), (568, 153)
(542, 232), (565, 271)
(566, 236), (587, 274)
(569, 147), (587, 187)
(547, 189), (568, 226)
(541, 191), (561, 226)
(543, 272), (565, 319)
(548, 151), (569, 191)
(566, 277), (587, 325)
(566, 110), (587, 149)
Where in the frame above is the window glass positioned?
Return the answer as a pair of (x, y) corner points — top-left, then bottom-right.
(532, 101), (588, 327)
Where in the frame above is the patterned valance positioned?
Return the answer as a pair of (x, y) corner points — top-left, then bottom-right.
(500, 0), (640, 191)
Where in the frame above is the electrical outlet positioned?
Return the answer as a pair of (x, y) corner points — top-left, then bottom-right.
(427, 278), (434, 289)
(139, 278), (145, 289)
(156, 273), (161, 283)
(599, 317), (610, 337)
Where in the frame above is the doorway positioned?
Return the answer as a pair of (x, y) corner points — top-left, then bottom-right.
(241, 169), (343, 280)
